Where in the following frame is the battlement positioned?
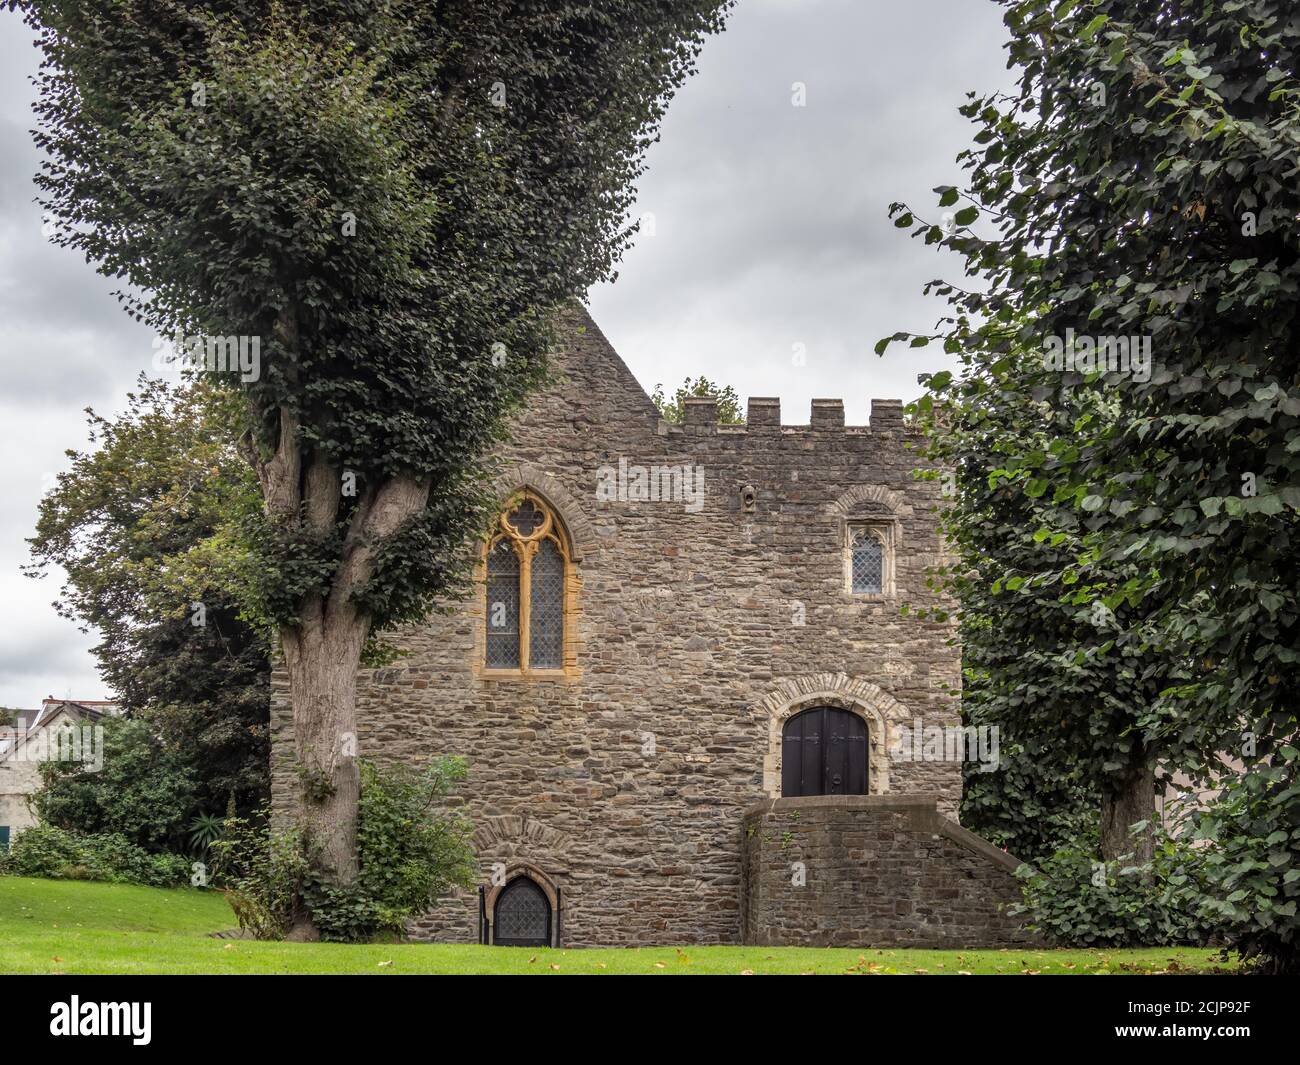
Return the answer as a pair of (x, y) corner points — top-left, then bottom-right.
(661, 395), (911, 436)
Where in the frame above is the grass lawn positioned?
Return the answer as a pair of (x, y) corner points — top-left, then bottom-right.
(0, 876), (1237, 975)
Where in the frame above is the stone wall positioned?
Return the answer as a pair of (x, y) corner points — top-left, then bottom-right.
(271, 306), (966, 947)
(741, 795), (1037, 948)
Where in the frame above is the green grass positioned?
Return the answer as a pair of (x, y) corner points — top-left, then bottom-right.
(0, 876), (1237, 975)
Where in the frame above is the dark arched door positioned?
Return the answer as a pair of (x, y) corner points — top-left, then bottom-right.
(493, 876), (552, 947)
(781, 706), (869, 797)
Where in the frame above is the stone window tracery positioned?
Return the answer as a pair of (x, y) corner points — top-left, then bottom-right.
(482, 492), (575, 675)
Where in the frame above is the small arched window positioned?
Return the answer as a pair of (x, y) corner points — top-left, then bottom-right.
(850, 529), (884, 595)
(483, 492), (574, 674)
(845, 521), (895, 597)
(492, 875), (553, 947)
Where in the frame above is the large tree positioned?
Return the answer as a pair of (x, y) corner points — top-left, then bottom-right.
(18, 0), (732, 927)
(906, 337), (1170, 863)
(27, 378), (269, 822)
(883, 0), (1300, 968)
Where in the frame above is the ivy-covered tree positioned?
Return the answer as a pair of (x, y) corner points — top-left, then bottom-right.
(883, 0), (1300, 970)
(17, 0), (733, 930)
(27, 378), (269, 816)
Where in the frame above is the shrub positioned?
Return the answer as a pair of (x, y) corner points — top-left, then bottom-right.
(208, 815), (309, 940)
(1177, 757), (1300, 974)
(210, 757), (475, 942)
(33, 716), (199, 852)
(1012, 832), (1221, 948)
(0, 825), (191, 887)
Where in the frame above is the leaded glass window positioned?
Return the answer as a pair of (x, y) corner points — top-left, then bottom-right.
(486, 538), (521, 668)
(483, 493), (572, 673)
(529, 538), (564, 668)
(493, 876), (551, 946)
(851, 529), (884, 595)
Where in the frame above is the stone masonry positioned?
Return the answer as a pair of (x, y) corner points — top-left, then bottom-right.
(742, 796), (1036, 948)
(270, 305), (1030, 947)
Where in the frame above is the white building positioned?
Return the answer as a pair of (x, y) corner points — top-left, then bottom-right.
(0, 698), (119, 849)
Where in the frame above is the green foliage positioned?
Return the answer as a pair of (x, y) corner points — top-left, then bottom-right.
(34, 716), (200, 853)
(1013, 835), (1218, 948)
(652, 377), (745, 424)
(911, 340), (1168, 857)
(16, 0), (733, 900)
(1178, 752), (1300, 974)
(0, 826), (191, 888)
(211, 758), (474, 942)
(26, 379), (269, 816)
(961, 736), (1096, 864)
(188, 814), (226, 856)
(208, 815), (310, 941)
(883, 0), (1300, 970)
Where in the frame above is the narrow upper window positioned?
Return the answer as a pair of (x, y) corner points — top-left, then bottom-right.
(483, 493), (573, 674)
(845, 521), (894, 597)
(850, 529), (884, 595)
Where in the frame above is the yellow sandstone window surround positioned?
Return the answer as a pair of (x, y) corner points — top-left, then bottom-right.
(479, 492), (579, 677)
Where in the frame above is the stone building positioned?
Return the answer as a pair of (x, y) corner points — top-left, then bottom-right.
(270, 306), (1031, 948)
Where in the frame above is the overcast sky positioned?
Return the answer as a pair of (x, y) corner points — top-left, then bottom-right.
(0, 0), (1012, 708)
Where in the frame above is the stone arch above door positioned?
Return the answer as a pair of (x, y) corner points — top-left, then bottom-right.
(758, 674), (911, 797)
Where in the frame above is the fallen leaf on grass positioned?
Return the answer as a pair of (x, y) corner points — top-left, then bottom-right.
(739, 969), (754, 976)
(377, 961), (393, 968)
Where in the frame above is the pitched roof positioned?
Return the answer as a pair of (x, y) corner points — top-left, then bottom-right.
(32, 699), (118, 729)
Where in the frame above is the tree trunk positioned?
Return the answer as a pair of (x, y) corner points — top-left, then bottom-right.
(281, 605), (371, 938)
(250, 395), (431, 938)
(1100, 763), (1157, 863)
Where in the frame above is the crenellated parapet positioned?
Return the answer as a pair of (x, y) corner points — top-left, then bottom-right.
(660, 395), (915, 437)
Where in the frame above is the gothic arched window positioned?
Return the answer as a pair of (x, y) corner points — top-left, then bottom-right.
(483, 493), (574, 674)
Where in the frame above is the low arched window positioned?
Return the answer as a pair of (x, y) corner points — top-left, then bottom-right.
(492, 875), (553, 947)
(483, 493), (573, 674)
